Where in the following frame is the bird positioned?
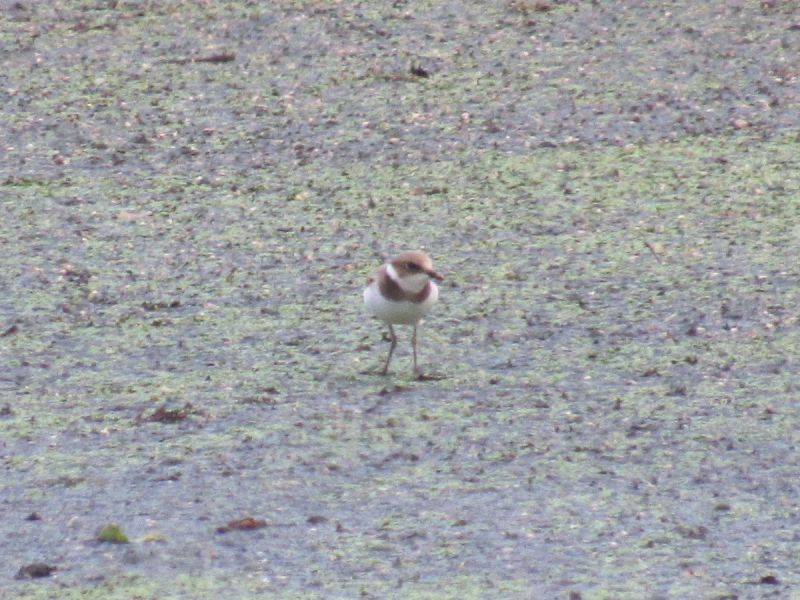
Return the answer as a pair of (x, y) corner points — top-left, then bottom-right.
(363, 250), (444, 376)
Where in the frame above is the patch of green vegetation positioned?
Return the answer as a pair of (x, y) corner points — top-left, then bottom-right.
(96, 523), (130, 543)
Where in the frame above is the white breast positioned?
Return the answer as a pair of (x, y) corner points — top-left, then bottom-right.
(364, 280), (439, 325)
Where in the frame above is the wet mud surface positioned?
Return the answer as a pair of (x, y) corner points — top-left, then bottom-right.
(3, 1), (800, 598)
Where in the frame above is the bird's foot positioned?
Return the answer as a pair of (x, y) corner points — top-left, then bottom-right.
(416, 371), (445, 381)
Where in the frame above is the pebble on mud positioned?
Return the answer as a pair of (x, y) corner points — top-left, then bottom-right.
(306, 515), (328, 525)
(216, 516), (267, 534)
(136, 403), (197, 423)
(15, 563), (56, 579)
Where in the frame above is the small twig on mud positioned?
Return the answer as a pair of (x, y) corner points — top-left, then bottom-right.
(644, 241), (664, 263)
(162, 51), (236, 66)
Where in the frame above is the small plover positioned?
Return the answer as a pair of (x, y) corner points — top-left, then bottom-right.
(363, 251), (444, 375)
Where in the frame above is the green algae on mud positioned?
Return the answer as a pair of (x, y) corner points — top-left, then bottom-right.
(4, 130), (799, 598)
(4, 0), (800, 597)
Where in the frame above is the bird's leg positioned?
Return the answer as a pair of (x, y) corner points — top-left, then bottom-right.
(381, 324), (397, 375)
(412, 324), (419, 375)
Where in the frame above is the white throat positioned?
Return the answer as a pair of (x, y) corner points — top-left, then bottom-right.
(387, 263), (430, 294)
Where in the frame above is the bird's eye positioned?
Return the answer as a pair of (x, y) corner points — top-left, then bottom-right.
(407, 262), (419, 270)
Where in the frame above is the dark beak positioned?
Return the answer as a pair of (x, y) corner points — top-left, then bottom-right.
(426, 269), (444, 281)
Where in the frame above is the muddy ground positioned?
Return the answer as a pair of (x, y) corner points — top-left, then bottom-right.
(2, 1), (800, 598)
